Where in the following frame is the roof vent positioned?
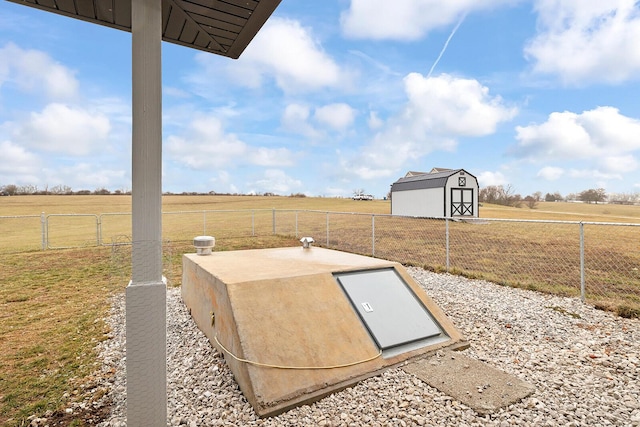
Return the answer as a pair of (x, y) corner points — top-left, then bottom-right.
(193, 235), (215, 255)
(300, 236), (315, 249)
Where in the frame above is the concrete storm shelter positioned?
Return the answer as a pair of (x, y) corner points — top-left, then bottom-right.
(6, 0), (281, 424)
(182, 245), (468, 417)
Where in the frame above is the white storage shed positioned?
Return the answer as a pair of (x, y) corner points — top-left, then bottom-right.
(391, 169), (479, 218)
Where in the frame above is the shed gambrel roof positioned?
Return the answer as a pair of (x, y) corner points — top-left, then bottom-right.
(429, 167), (453, 174)
(391, 169), (476, 192)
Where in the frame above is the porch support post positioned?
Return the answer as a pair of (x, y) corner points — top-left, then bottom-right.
(126, 0), (166, 424)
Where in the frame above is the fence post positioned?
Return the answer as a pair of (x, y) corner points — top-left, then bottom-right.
(203, 210), (207, 235)
(41, 212), (46, 250)
(97, 214), (102, 246)
(445, 218), (450, 272)
(326, 212), (329, 247)
(580, 222), (585, 302)
(372, 214), (375, 257)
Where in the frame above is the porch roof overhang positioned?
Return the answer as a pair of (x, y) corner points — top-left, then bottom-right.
(6, 0), (281, 59)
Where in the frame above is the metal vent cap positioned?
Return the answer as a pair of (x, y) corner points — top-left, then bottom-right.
(193, 235), (215, 255)
(300, 236), (315, 249)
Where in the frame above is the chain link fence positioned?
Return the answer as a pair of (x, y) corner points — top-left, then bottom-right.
(1, 209), (638, 314)
(279, 211), (640, 315)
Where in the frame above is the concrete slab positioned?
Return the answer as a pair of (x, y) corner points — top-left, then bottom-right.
(403, 351), (535, 415)
(182, 247), (468, 417)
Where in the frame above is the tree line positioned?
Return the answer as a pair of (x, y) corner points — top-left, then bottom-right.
(0, 184), (312, 198)
(0, 184), (129, 196)
(479, 185), (639, 207)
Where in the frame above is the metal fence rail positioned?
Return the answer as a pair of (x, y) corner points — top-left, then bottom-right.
(1, 209), (639, 311)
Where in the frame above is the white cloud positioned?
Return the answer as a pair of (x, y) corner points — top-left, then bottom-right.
(282, 102), (357, 137)
(281, 103), (320, 138)
(248, 147), (295, 167)
(368, 111), (383, 130)
(525, 0), (640, 84)
(43, 163), (127, 190)
(14, 103), (111, 155)
(249, 169), (303, 194)
(347, 73), (516, 178)
(199, 18), (346, 93)
(477, 170), (508, 187)
(167, 115), (295, 169)
(0, 43), (78, 99)
(167, 117), (248, 169)
(599, 155), (637, 173)
(0, 140), (41, 178)
(513, 106), (640, 161)
(340, 0), (512, 40)
(402, 73), (517, 136)
(314, 103), (356, 132)
(537, 166), (564, 181)
(568, 169), (623, 181)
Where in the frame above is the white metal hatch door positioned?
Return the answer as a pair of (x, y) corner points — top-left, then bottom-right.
(335, 268), (443, 350)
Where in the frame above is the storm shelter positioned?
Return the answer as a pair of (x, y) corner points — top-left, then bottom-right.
(182, 246), (468, 417)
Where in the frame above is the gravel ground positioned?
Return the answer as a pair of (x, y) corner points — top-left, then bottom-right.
(94, 268), (640, 427)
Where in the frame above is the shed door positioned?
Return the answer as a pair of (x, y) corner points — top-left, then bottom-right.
(451, 188), (474, 216)
(335, 268), (442, 350)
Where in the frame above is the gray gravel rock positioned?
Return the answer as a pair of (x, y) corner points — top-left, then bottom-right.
(96, 268), (640, 426)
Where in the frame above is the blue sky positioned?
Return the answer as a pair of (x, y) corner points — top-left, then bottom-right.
(1, 0), (640, 199)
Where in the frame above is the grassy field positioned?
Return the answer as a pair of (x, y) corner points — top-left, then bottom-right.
(481, 201), (640, 223)
(0, 194), (392, 216)
(1, 195), (639, 425)
(2, 193), (639, 220)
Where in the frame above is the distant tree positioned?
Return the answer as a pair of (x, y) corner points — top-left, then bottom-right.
(579, 188), (607, 204)
(75, 190), (91, 195)
(17, 184), (38, 195)
(608, 192), (640, 205)
(544, 192), (564, 202)
(524, 195), (538, 209)
(50, 184), (73, 195)
(94, 188), (111, 195)
(479, 185), (522, 207)
(532, 191), (543, 201)
(479, 186), (501, 204)
(3, 184), (18, 196)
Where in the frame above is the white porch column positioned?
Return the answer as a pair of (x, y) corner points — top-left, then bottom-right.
(126, 0), (166, 424)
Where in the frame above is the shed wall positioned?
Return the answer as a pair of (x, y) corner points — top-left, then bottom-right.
(391, 188), (444, 217)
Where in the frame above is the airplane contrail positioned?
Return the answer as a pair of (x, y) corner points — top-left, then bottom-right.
(428, 13), (467, 78)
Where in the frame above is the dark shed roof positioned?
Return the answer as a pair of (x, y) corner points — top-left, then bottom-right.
(6, 0), (281, 58)
(391, 169), (476, 192)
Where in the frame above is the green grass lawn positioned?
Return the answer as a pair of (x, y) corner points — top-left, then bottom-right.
(0, 234), (299, 426)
